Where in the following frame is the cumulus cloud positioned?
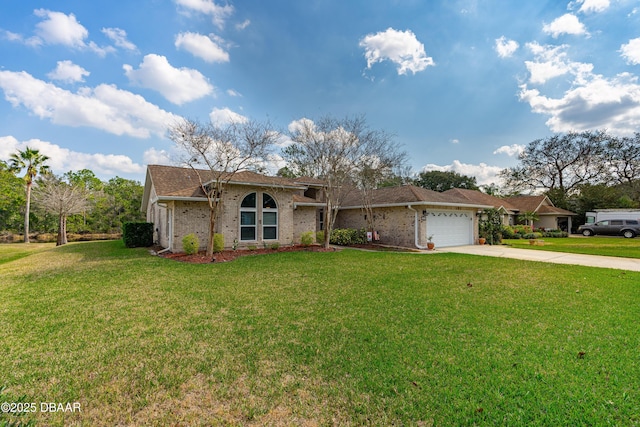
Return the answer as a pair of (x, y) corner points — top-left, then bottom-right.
(175, 32), (229, 63)
(520, 72), (640, 135)
(359, 27), (434, 75)
(0, 70), (179, 138)
(542, 14), (588, 38)
(620, 38), (640, 65)
(0, 135), (145, 176)
(495, 36), (519, 58)
(209, 107), (248, 125)
(494, 144), (525, 157)
(226, 89), (242, 97)
(421, 160), (503, 186)
(524, 42), (593, 84)
(47, 60), (89, 83)
(123, 54), (214, 105)
(143, 147), (173, 166)
(571, 0), (610, 13)
(174, 0), (234, 29)
(102, 27), (137, 51)
(30, 9), (113, 56)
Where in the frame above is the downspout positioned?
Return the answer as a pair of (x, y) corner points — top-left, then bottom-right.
(407, 205), (429, 250)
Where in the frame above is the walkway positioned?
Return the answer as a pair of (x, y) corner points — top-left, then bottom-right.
(437, 245), (640, 272)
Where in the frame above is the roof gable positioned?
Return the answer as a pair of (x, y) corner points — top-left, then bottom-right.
(443, 188), (519, 212)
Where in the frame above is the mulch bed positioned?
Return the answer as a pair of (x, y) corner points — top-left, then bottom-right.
(156, 244), (337, 263)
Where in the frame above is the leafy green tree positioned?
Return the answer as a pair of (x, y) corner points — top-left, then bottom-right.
(414, 170), (478, 192)
(0, 160), (26, 232)
(479, 208), (503, 245)
(100, 177), (145, 233)
(9, 147), (50, 243)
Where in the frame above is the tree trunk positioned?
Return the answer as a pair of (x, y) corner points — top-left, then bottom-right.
(206, 208), (216, 257)
(24, 182), (31, 243)
(57, 214), (68, 246)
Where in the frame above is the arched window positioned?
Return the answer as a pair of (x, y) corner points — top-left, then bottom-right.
(262, 193), (278, 240)
(240, 192), (257, 241)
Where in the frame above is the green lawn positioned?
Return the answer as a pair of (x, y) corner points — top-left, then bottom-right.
(504, 236), (640, 258)
(1, 241), (639, 426)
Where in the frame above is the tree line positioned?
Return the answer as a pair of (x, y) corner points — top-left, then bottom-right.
(1, 157), (145, 244)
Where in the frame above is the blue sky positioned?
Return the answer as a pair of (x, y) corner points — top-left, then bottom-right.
(1, 0), (640, 185)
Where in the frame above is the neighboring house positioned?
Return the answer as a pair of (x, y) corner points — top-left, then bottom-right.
(505, 195), (575, 231)
(336, 185), (492, 248)
(141, 165), (324, 252)
(444, 188), (575, 231)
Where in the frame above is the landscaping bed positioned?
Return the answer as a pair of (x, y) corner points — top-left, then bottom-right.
(158, 244), (336, 263)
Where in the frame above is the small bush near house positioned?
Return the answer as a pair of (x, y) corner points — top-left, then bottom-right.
(182, 233), (200, 255)
(522, 232), (543, 240)
(541, 229), (569, 238)
(270, 242), (280, 250)
(122, 222), (153, 248)
(300, 231), (315, 246)
(329, 228), (368, 246)
(316, 231), (325, 244)
(213, 233), (224, 253)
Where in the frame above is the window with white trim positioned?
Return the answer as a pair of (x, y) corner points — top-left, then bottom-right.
(240, 192), (257, 241)
(262, 193), (278, 240)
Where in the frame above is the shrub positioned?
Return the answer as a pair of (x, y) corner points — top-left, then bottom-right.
(541, 230), (568, 238)
(300, 231), (315, 246)
(248, 245), (257, 251)
(270, 242), (280, 250)
(122, 222), (153, 248)
(182, 233), (199, 255)
(501, 226), (519, 239)
(213, 233), (224, 253)
(316, 231), (325, 244)
(329, 228), (368, 246)
(522, 232), (543, 240)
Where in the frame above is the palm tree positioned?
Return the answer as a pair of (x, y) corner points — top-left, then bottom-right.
(9, 147), (50, 243)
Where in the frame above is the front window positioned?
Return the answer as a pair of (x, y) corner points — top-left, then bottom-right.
(262, 193), (278, 240)
(240, 193), (257, 241)
(239, 192), (278, 241)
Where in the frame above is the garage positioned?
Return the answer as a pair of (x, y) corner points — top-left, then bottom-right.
(425, 210), (474, 247)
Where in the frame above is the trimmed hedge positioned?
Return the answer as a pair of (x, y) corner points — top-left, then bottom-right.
(329, 228), (368, 246)
(122, 222), (153, 248)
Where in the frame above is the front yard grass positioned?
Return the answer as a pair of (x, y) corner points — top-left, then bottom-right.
(503, 236), (640, 258)
(1, 241), (639, 426)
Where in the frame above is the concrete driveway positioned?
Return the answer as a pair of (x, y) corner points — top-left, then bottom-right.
(438, 245), (640, 272)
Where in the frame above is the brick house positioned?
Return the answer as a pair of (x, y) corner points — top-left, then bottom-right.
(142, 165), (497, 251)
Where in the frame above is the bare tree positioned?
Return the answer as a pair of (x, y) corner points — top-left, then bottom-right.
(168, 118), (278, 256)
(607, 133), (640, 185)
(284, 115), (403, 247)
(33, 174), (91, 246)
(500, 130), (611, 206)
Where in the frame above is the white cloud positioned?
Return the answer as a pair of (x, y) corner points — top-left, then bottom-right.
(102, 27), (137, 51)
(175, 32), (229, 63)
(123, 54), (214, 105)
(143, 147), (173, 166)
(174, 0), (234, 29)
(235, 19), (251, 30)
(209, 107), (248, 125)
(620, 38), (640, 65)
(359, 27), (435, 75)
(421, 160), (503, 186)
(494, 144), (525, 157)
(524, 42), (593, 84)
(542, 14), (588, 38)
(495, 36), (519, 58)
(0, 135), (144, 176)
(572, 0), (610, 13)
(31, 9), (113, 56)
(33, 9), (88, 48)
(450, 138), (460, 144)
(0, 70), (179, 138)
(519, 72), (640, 135)
(47, 60), (90, 83)
(226, 89), (242, 97)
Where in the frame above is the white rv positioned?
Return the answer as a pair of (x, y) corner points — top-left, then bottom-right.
(585, 209), (640, 224)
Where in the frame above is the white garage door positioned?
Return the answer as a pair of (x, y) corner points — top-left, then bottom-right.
(425, 210), (473, 247)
